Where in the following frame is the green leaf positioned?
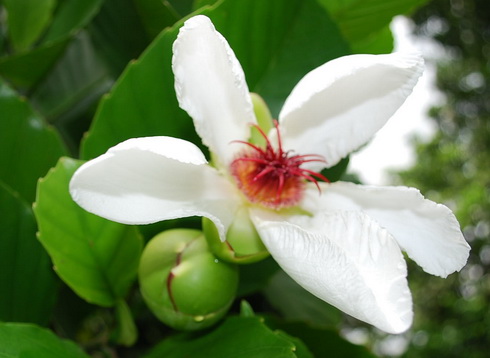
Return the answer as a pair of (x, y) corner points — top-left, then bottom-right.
(81, 0), (349, 159)
(0, 78), (67, 203)
(0, 0), (103, 89)
(133, 0), (180, 39)
(322, 157), (350, 183)
(0, 38), (69, 89)
(88, 0), (157, 77)
(264, 270), (342, 328)
(208, 0), (350, 116)
(237, 256), (280, 297)
(271, 321), (377, 358)
(42, 0), (105, 43)
(3, 0), (57, 52)
(144, 316), (299, 358)
(33, 157), (143, 307)
(319, 0), (429, 44)
(350, 25), (394, 54)
(0, 183), (58, 326)
(0, 322), (90, 358)
(80, 18), (198, 159)
(275, 330), (314, 358)
(29, 31), (113, 151)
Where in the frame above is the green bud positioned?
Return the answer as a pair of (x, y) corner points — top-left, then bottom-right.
(203, 206), (269, 264)
(138, 229), (238, 330)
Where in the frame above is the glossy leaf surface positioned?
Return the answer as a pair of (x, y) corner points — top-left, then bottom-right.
(0, 184), (58, 325)
(0, 78), (66, 202)
(145, 316), (299, 358)
(0, 322), (89, 358)
(34, 157), (143, 306)
(80, 0), (349, 159)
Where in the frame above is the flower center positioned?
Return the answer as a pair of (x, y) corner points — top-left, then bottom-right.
(230, 121), (328, 209)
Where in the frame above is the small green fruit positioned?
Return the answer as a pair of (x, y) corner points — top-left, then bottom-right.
(139, 229), (238, 330)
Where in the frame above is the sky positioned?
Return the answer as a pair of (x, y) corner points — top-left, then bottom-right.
(348, 16), (443, 185)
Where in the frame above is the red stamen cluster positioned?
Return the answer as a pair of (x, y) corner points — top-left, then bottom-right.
(230, 121), (328, 209)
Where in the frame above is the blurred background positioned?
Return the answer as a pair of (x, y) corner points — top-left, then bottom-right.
(352, 0), (490, 356)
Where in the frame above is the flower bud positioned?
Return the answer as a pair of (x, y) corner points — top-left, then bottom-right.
(138, 229), (238, 330)
(203, 206), (269, 264)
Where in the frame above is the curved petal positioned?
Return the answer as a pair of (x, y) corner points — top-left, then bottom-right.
(278, 53), (424, 170)
(251, 209), (412, 334)
(70, 137), (241, 239)
(172, 15), (256, 166)
(304, 182), (470, 278)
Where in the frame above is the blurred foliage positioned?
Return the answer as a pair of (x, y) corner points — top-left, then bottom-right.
(392, 0), (490, 356)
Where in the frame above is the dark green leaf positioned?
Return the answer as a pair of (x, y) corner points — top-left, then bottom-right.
(133, 0), (180, 39)
(29, 31), (113, 152)
(237, 256), (280, 297)
(192, 0), (218, 11)
(81, 0), (349, 159)
(173, 0), (197, 15)
(88, 0), (156, 77)
(322, 157), (350, 183)
(272, 321), (377, 358)
(144, 316), (298, 358)
(275, 330), (314, 358)
(0, 38), (69, 88)
(0, 0), (104, 89)
(0, 78), (67, 202)
(264, 270), (342, 328)
(0, 183), (58, 325)
(42, 0), (104, 43)
(80, 18), (198, 159)
(0, 322), (90, 358)
(33, 157), (143, 307)
(3, 0), (56, 52)
(207, 0), (350, 116)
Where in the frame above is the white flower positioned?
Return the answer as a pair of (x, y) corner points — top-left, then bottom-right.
(70, 15), (470, 334)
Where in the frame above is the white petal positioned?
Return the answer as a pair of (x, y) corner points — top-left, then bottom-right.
(252, 209), (413, 334)
(172, 15), (256, 166)
(70, 137), (240, 239)
(306, 182), (470, 278)
(278, 53), (424, 170)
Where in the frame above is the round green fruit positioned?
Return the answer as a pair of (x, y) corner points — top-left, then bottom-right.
(139, 229), (238, 330)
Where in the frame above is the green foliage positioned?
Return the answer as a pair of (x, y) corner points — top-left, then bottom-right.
(0, 0), (103, 89)
(0, 322), (90, 357)
(0, 0), (434, 356)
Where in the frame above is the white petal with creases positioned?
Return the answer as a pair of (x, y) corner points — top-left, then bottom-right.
(70, 137), (240, 239)
(252, 209), (413, 334)
(278, 53), (424, 170)
(305, 182), (470, 277)
(172, 15), (256, 166)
